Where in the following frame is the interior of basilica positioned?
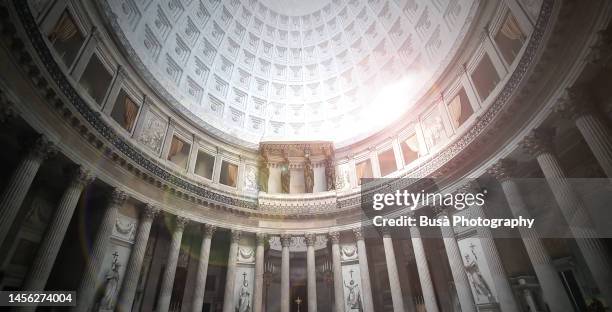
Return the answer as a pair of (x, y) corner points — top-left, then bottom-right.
(0, 0), (612, 311)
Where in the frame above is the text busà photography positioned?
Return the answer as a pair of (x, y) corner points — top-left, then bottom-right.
(0, 0), (611, 312)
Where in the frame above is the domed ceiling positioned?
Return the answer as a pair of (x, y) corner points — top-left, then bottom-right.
(102, 0), (477, 148)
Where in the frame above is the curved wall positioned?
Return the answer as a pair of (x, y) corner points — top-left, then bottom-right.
(1, 0), (610, 232)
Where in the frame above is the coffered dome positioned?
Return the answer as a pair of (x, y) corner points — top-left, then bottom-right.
(103, 0), (477, 147)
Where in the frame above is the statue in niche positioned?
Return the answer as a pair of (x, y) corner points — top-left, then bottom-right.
(344, 269), (362, 311)
(304, 160), (314, 193)
(236, 272), (251, 312)
(258, 159), (268, 193)
(100, 252), (121, 310)
(464, 243), (494, 303)
(281, 163), (290, 194)
(325, 158), (335, 191)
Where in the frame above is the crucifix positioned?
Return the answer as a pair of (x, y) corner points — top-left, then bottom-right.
(295, 297), (302, 312)
(242, 272), (247, 283)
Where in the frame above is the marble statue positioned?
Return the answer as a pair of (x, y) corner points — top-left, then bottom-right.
(281, 164), (290, 194)
(344, 279), (362, 311)
(304, 161), (314, 193)
(236, 273), (251, 312)
(100, 253), (121, 310)
(464, 247), (494, 303)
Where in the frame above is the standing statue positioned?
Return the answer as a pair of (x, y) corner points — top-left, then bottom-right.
(325, 158), (335, 191)
(258, 160), (269, 193)
(100, 252), (121, 310)
(344, 279), (362, 311)
(463, 244), (494, 303)
(281, 164), (290, 194)
(304, 161), (314, 193)
(236, 273), (251, 312)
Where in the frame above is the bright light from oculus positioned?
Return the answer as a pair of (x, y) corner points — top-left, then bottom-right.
(332, 73), (422, 142)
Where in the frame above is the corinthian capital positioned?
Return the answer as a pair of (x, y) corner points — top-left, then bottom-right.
(109, 188), (129, 206)
(352, 228), (363, 241)
(328, 231), (340, 244)
(142, 203), (161, 220)
(175, 216), (189, 230)
(231, 230), (242, 243)
(520, 128), (556, 157)
(30, 135), (57, 160)
(555, 85), (594, 120)
(203, 224), (217, 238)
(68, 166), (95, 188)
(487, 158), (518, 182)
(304, 233), (316, 246)
(280, 234), (292, 247)
(256, 232), (267, 245)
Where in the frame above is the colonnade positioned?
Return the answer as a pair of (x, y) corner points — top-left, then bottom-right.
(0, 82), (611, 311)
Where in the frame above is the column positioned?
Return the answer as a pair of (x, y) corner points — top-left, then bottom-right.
(439, 213), (476, 312)
(329, 232), (345, 312)
(73, 189), (128, 312)
(313, 162), (327, 192)
(555, 86), (612, 178)
(222, 230), (241, 312)
(116, 203), (160, 312)
(280, 234), (292, 312)
(0, 136), (55, 245)
(191, 224), (216, 312)
(381, 231), (404, 312)
(470, 202), (520, 311)
(253, 233), (266, 312)
(157, 216), (189, 312)
(305, 234), (318, 312)
(20, 167), (93, 296)
(521, 128), (612, 305)
(409, 226), (439, 312)
(488, 159), (574, 311)
(352, 229), (374, 312)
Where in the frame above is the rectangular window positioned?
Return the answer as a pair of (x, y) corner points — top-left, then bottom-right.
(378, 149), (397, 177)
(79, 54), (112, 105)
(494, 13), (526, 65)
(355, 159), (373, 185)
(219, 161), (238, 187)
(447, 89), (473, 129)
(111, 90), (140, 132)
(470, 54), (500, 101)
(194, 150), (215, 180)
(401, 135), (419, 166)
(47, 10), (85, 67)
(167, 135), (191, 169)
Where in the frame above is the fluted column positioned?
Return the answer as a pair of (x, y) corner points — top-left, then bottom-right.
(0, 136), (55, 245)
(157, 216), (189, 312)
(192, 225), (216, 312)
(521, 128), (612, 305)
(556, 86), (612, 178)
(20, 167), (94, 299)
(305, 234), (318, 312)
(253, 233), (266, 312)
(488, 159), (574, 311)
(353, 229), (374, 312)
(222, 230), (241, 312)
(409, 226), (439, 312)
(116, 204), (160, 312)
(329, 232), (345, 312)
(280, 234), (292, 312)
(439, 213), (476, 312)
(381, 231), (404, 312)
(73, 189), (128, 312)
(469, 202), (520, 311)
